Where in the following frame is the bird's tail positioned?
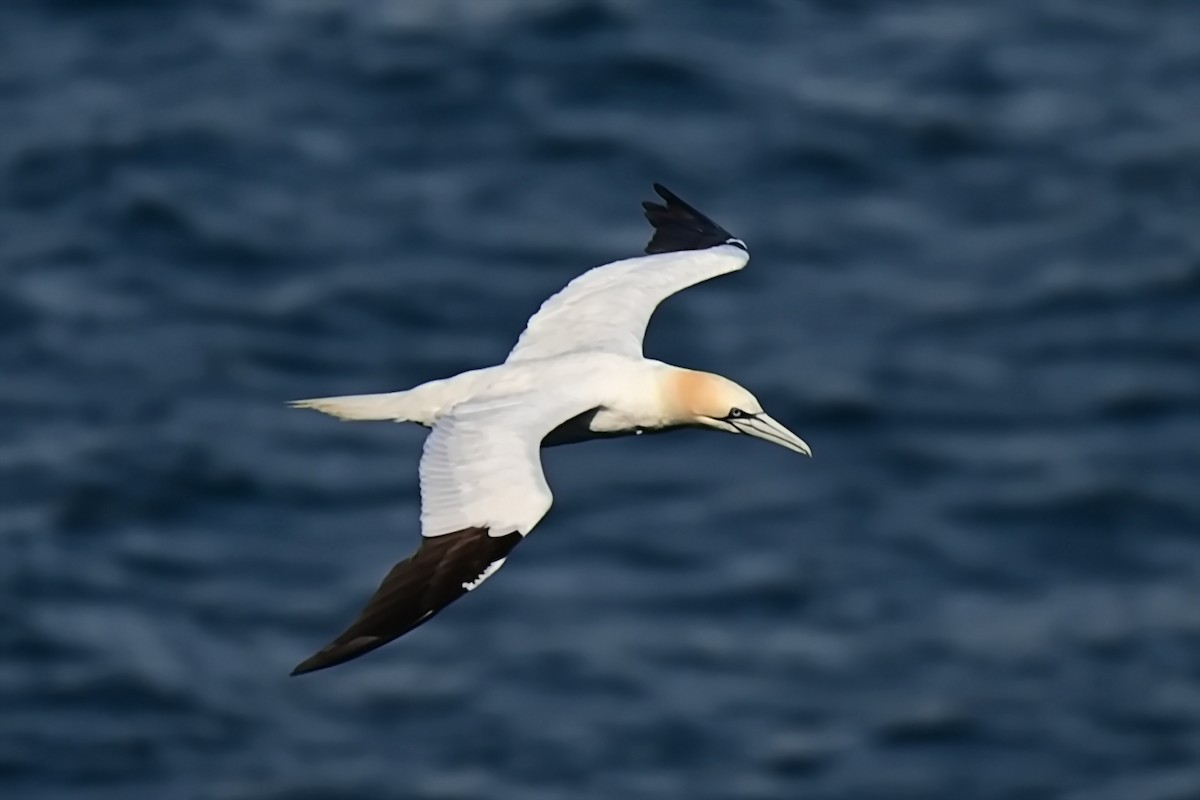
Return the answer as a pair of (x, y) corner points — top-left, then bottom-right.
(289, 391), (419, 422)
(289, 366), (501, 425)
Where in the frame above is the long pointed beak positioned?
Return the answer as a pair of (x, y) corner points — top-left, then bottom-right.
(736, 414), (812, 456)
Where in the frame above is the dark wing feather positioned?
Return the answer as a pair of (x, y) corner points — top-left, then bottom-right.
(291, 527), (523, 676)
(641, 183), (744, 255)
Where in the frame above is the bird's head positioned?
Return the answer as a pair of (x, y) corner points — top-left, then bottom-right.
(664, 369), (812, 456)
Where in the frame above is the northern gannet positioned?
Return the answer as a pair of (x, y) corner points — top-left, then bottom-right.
(289, 184), (811, 675)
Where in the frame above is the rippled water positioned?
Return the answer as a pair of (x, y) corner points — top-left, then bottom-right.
(2, 1), (1199, 798)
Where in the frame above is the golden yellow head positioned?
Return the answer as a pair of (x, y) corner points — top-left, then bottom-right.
(663, 369), (812, 455)
(667, 370), (761, 420)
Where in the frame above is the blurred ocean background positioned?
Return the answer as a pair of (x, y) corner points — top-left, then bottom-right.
(2, 1), (1200, 798)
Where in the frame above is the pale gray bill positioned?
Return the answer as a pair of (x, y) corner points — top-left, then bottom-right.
(733, 414), (812, 456)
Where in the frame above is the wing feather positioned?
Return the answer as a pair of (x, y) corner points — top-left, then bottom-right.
(418, 392), (587, 537)
(290, 527), (521, 675)
(291, 389), (599, 675)
(506, 245), (747, 362)
(507, 185), (748, 362)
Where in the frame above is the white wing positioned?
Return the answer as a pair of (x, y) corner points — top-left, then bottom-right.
(292, 386), (599, 675)
(418, 389), (598, 538)
(507, 243), (748, 362)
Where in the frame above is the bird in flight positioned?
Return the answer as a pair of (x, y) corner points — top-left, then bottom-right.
(288, 184), (811, 675)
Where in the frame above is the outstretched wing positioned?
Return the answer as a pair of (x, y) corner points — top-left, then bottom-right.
(291, 390), (597, 676)
(506, 184), (749, 363)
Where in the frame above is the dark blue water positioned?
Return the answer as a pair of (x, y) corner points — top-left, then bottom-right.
(3, 1), (1200, 797)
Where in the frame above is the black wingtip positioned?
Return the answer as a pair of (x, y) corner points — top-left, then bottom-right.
(288, 526), (523, 677)
(641, 183), (744, 255)
(290, 635), (386, 676)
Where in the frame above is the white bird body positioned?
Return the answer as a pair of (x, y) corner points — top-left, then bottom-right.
(299, 351), (662, 433)
(288, 185), (811, 675)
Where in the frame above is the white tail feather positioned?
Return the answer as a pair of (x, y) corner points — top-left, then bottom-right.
(289, 392), (415, 421)
(289, 366), (503, 426)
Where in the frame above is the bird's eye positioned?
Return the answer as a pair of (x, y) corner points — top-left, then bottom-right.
(728, 408), (746, 419)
